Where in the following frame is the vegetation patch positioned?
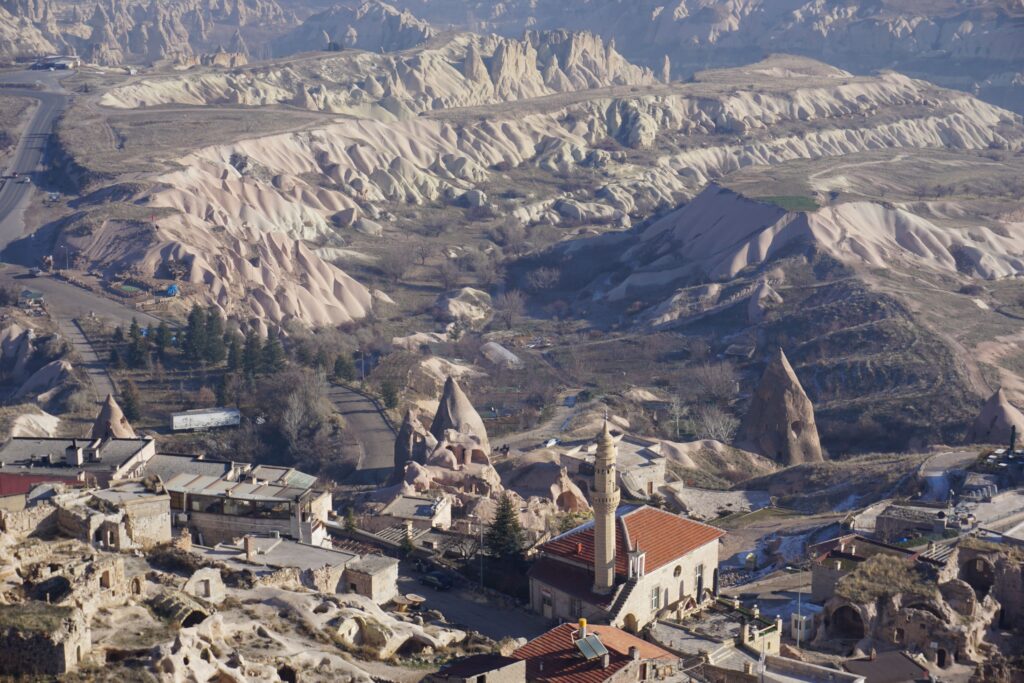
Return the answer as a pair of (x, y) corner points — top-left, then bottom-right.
(835, 555), (935, 603)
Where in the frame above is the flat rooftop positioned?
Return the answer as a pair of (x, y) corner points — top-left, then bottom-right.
(142, 453), (235, 482)
(92, 480), (166, 505)
(192, 537), (357, 572)
(382, 495), (443, 519)
(163, 468), (319, 503)
(0, 437), (151, 475)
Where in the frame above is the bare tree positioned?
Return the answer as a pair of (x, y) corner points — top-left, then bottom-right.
(488, 219), (526, 256)
(378, 246), (413, 284)
(494, 290), (526, 330)
(693, 405), (739, 442)
(682, 361), (739, 407)
(438, 259), (460, 291)
(414, 242), (434, 266)
(526, 266), (561, 292)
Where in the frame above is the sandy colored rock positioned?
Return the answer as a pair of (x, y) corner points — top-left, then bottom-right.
(91, 394), (136, 439)
(430, 376), (490, 455)
(967, 388), (1024, 446)
(738, 348), (823, 466)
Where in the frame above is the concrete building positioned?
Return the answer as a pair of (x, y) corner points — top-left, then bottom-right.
(0, 603), (91, 676)
(191, 533), (399, 604)
(163, 464), (330, 546)
(874, 504), (955, 544)
(0, 436), (156, 488)
(363, 494), (453, 533)
(529, 424), (724, 632)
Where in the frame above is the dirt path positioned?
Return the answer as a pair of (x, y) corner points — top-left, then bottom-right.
(62, 318), (116, 404)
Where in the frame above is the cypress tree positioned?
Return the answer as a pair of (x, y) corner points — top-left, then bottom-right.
(333, 354), (354, 381)
(242, 329), (261, 377)
(226, 333), (242, 373)
(184, 304), (207, 362)
(154, 322), (171, 359)
(120, 380), (142, 422)
(204, 308), (226, 364)
(262, 336), (285, 373)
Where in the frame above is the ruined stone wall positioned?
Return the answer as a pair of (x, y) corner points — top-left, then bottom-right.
(0, 610), (90, 676)
(183, 568), (226, 604)
(811, 562), (844, 602)
(0, 503), (58, 538)
(253, 567), (302, 590)
(305, 564), (345, 594)
(124, 498), (171, 548)
(55, 506), (99, 542)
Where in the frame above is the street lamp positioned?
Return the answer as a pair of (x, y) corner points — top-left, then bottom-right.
(60, 244), (69, 271)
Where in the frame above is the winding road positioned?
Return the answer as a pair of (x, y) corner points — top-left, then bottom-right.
(0, 69), (69, 251)
(327, 382), (396, 484)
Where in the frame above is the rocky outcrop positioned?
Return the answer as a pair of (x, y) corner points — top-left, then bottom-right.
(738, 348), (823, 466)
(430, 376), (489, 455)
(393, 407), (437, 480)
(747, 280), (783, 324)
(967, 388), (1024, 446)
(91, 394), (136, 440)
(271, 1), (434, 56)
(436, 287), (492, 326)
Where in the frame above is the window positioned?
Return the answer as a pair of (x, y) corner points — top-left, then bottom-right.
(673, 565), (682, 578)
(570, 598), (582, 618)
(650, 587), (660, 610)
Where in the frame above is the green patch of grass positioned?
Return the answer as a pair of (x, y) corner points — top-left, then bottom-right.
(757, 195), (819, 212)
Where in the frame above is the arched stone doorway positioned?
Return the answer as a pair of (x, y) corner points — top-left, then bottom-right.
(959, 557), (995, 598)
(181, 611), (206, 628)
(623, 614), (639, 634)
(937, 649), (948, 668)
(130, 578), (142, 596)
(829, 605), (865, 640)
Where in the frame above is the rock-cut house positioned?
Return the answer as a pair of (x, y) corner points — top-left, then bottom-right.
(528, 423), (725, 632)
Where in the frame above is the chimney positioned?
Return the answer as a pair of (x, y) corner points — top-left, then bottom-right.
(743, 662), (754, 675)
(835, 560), (842, 571)
(601, 653), (610, 669)
(244, 535), (256, 562)
(629, 646), (639, 661)
(752, 604), (760, 619)
(849, 544), (856, 555)
(65, 444), (84, 466)
(576, 542), (584, 556)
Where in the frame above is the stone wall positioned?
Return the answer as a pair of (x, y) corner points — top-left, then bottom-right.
(124, 497), (171, 548)
(186, 511), (294, 546)
(0, 503), (57, 538)
(183, 568), (226, 605)
(0, 604), (91, 676)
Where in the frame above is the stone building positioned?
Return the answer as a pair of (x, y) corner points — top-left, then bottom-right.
(191, 534), (399, 604)
(0, 603), (91, 676)
(874, 505), (951, 544)
(361, 494), (453, 533)
(808, 534), (946, 603)
(529, 423), (724, 632)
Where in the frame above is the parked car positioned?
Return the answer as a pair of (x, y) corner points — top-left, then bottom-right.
(419, 572), (454, 591)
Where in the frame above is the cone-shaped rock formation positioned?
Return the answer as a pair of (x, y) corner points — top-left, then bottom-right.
(967, 388), (1024, 446)
(92, 393), (136, 439)
(430, 376), (489, 454)
(738, 348), (823, 466)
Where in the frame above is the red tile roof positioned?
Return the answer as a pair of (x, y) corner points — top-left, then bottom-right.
(539, 505), (724, 578)
(513, 623), (673, 683)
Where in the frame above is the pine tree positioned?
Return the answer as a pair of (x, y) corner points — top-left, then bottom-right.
(126, 318), (149, 369)
(184, 304), (207, 362)
(120, 380), (142, 422)
(204, 308), (226, 364)
(128, 317), (142, 344)
(262, 336), (285, 374)
(333, 354), (354, 382)
(485, 494), (524, 560)
(109, 348), (125, 370)
(381, 381), (399, 409)
(242, 329), (261, 377)
(112, 326), (124, 343)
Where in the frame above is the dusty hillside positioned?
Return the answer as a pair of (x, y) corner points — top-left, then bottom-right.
(387, 0), (1024, 113)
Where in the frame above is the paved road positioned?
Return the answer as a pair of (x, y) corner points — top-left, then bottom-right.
(919, 450), (978, 502)
(397, 566), (547, 641)
(327, 382), (396, 484)
(63, 318), (116, 403)
(0, 70), (69, 251)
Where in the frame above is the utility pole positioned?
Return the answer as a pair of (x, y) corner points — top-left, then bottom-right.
(478, 516), (484, 589)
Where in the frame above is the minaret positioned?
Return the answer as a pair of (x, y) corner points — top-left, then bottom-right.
(592, 421), (620, 592)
